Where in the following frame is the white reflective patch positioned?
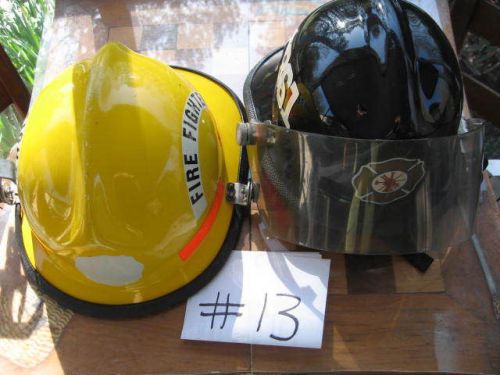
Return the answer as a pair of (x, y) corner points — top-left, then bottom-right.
(352, 158), (425, 205)
(182, 91), (207, 219)
(75, 255), (144, 286)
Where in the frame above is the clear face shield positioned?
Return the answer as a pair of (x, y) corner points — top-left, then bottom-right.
(237, 119), (484, 254)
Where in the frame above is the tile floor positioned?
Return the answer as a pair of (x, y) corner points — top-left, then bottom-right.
(36, 0), (442, 101)
(36, 1), (327, 99)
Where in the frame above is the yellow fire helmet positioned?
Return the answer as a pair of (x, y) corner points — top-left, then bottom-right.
(9, 43), (249, 317)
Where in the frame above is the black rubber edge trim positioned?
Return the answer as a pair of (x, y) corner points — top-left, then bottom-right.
(16, 68), (250, 319)
(243, 46), (284, 123)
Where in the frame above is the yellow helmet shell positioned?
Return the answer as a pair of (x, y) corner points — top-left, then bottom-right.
(17, 43), (246, 313)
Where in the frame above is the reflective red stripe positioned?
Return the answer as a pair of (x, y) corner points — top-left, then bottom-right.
(179, 179), (225, 261)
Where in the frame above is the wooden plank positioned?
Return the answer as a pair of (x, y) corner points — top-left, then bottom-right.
(473, 172), (500, 319)
(53, 310), (252, 374)
(329, 253), (349, 295)
(236, 212), (251, 250)
(344, 255), (396, 294)
(252, 294), (499, 373)
(439, 172), (500, 326)
(393, 256), (445, 293)
(0, 84), (11, 114)
(450, 0), (479, 48)
(470, 0), (500, 46)
(463, 73), (500, 127)
(0, 44), (30, 118)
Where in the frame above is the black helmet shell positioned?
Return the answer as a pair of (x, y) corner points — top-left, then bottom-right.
(272, 0), (463, 139)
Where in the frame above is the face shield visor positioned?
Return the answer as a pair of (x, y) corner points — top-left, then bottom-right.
(240, 36), (485, 256)
(238, 118), (484, 255)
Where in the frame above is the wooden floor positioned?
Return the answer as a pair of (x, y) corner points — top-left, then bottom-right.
(0, 1), (498, 374)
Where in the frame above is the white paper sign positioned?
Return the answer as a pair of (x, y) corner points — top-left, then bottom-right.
(181, 251), (331, 349)
(487, 159), (500, 176)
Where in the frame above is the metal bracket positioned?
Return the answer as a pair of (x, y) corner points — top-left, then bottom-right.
(226, 181), (259, 206)
(237, 121), (277, 146)
(236, 122), (257, 146)
(0, 159), (17, 205)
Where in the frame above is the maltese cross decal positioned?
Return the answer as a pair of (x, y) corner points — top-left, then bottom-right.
(352, 158), (425, 205)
